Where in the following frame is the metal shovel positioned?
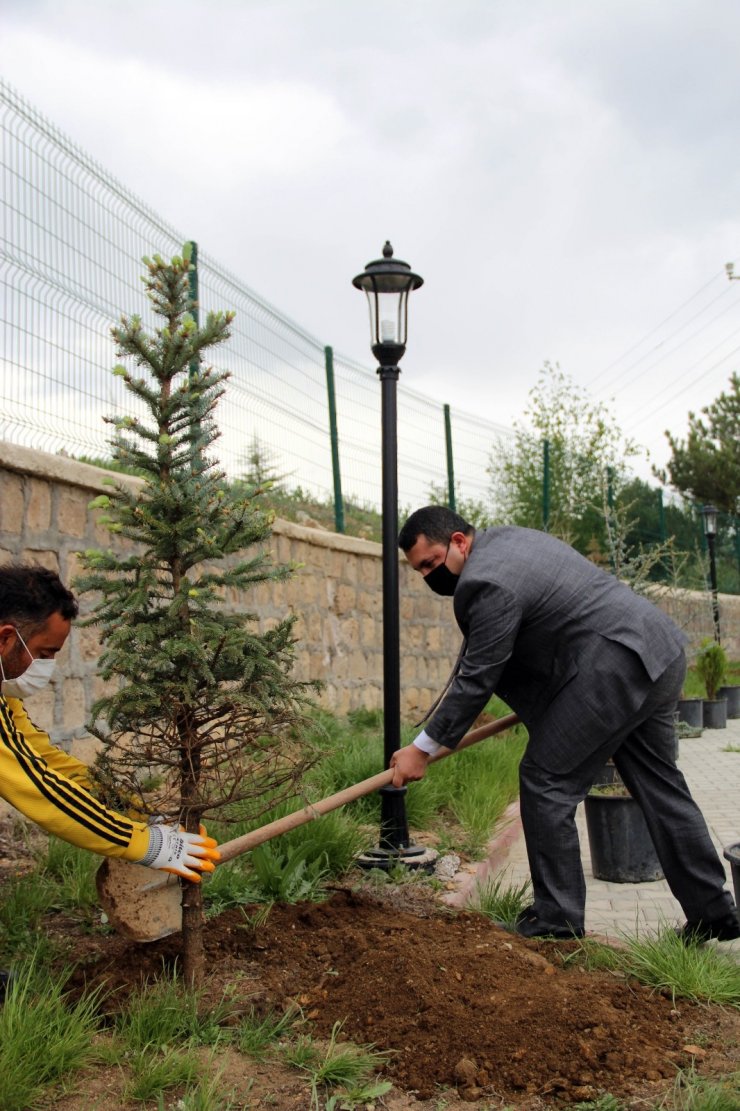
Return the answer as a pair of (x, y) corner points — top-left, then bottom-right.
(95, 713), (520, 942)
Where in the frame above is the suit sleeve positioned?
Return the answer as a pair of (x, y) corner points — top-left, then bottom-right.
(427, 580), (522, 747)
(0, 695), (150, 861)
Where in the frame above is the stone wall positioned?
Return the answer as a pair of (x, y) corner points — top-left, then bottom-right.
(0, 441), (738, 752)
(0, 442), (457, 748)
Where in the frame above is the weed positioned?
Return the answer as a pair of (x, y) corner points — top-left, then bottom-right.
(249, 841), (330, 902)
(124, 1046), (200, 1101)
(473, 871), (532, 928)
(237, 1005), (302, 1058)
(281, 1021), (390, 1110)
(176, 1066), (243, 1110)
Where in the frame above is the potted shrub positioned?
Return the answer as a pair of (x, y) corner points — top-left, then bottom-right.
(676, 693), (704, 728)
(717, 682), (740, 720)
(584, 776), (664, 884)
(695, 639), (729, 729)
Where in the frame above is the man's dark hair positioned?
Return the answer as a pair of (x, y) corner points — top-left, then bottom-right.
(0, 564), (78, 634)
(398, 506), (474, 551)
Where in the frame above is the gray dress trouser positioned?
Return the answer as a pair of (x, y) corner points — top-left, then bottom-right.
(518, 652), (735, 930)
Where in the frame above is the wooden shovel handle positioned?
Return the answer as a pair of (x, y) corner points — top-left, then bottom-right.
(218, 712), (519, 864)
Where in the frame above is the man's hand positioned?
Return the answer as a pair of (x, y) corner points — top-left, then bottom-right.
(138, 823), (221, 882)
(390, 744), (430, 787)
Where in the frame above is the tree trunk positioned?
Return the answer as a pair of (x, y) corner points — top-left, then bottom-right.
(181, 880), (205, 988)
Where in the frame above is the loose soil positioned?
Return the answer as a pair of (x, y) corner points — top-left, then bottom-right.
(37, 882), (740, 1110)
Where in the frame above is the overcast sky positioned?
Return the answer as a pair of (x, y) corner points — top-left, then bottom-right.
(3, 0), (740, 485)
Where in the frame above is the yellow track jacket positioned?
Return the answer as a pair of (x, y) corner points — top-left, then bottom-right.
(0, 694), (150, 860)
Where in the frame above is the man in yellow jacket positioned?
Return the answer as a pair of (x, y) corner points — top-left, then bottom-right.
(0, 564), (220, 882)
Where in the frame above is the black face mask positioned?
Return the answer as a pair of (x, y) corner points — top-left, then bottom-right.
(424, 543), (460, 596)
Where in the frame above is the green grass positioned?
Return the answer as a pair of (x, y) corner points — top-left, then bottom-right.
(0, 955), (103, 1111)
(114, 971), (232, 1052)
(202, 702), (526, 913)
(236, 1004), (302, 1058)
(567, 927), (740, 1007)
(123, 1046), (201, 1102)
(472, 870), (532, 928)
(280, 1021), (391, 1109)
(661, 1066), (740, 1110)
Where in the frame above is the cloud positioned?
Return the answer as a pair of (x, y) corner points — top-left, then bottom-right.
(2, 28), (351, 189)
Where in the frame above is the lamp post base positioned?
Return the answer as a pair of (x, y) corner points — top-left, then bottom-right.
(355, 844), (438, 873)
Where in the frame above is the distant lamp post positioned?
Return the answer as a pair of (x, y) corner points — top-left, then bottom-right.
(352, 242), (432, 870)
(701, 504), (721, 643)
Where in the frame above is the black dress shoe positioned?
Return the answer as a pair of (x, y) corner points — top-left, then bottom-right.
(515, 909), (585, 940)
(677, 911), (740, 944)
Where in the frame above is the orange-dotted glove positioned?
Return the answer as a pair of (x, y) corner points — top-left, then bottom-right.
(137, 823), (220, 882)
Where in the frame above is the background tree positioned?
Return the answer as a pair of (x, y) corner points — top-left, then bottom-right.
(487, 363), (638, 554)
(77, 249), (317, 985)
(427, 479), (493, 529)
(656, 372), (740, 513)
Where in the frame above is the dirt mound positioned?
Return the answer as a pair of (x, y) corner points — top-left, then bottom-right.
(63, 887), (739, 1106)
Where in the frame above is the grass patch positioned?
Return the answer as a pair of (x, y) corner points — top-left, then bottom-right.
(661, 1065), (740, 1109)
(203, 702), (525, 913)
(114, 971), (232, 1052)
(237, 1004), (302, 1058)
(473, 870), (532, 929)
(281, 1021), (391, 1109)
(124, 1046), (201, 1102)
(568, 927), (740, 1007)
(0, 955), (103, 1111)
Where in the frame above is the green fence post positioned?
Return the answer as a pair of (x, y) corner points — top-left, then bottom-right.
(542, 439), (550, 531)
(657, 487), (666, 542)
(444, 403), (456, 512)
(324, 346), (345, 534)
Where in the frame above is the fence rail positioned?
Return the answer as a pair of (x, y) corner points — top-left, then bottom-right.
(1, 79), (512, 518)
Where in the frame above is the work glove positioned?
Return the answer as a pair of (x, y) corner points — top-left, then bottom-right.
(138, 823), (220, 882)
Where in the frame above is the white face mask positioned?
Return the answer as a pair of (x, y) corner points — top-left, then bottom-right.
(0, 628), (56, 699)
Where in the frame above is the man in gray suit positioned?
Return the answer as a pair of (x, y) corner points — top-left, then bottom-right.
(391, 506), (739, 942)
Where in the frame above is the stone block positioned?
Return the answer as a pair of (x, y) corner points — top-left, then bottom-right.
(339, 616), (360, 648)
(68, 734), (103, 766)
(333, 583), (356, 615)
(0, 472), (24, 535)
(26, 478), (51, 532)
(57, 487), (90, 539)
(22, 685), (56, 726)
(20, 549), (59, 571)
(62, 678), (87, 730)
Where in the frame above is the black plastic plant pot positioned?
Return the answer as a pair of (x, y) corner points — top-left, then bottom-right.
(718, 685), (740, 720)
(702, 698), (727, 730)
(677, 698), (703, 727)
(584, 794), (664, 883)
(591, 760), (621, 789)
(723, 843), (740, 911)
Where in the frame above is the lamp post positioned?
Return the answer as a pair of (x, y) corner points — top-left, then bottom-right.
(701, 504), (721, 643)
(352, 241), (432, 870)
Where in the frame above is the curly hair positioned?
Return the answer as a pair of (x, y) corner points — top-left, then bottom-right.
(0, 564), (78, 634)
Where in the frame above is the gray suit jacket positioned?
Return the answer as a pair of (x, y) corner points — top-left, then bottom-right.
(426, 527), (686, 772)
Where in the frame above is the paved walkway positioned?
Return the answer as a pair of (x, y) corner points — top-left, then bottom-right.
(451, 713), (740, 951)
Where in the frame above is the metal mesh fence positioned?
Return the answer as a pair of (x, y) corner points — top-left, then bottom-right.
(1, 79), (512, 515)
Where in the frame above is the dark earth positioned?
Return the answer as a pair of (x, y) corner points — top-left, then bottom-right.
(39, 882), (740, 1110)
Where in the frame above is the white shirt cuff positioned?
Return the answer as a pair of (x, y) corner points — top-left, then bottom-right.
(412, 730), (443, 756)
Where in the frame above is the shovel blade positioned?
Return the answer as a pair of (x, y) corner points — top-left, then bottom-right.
(96, 858), (183, 942)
